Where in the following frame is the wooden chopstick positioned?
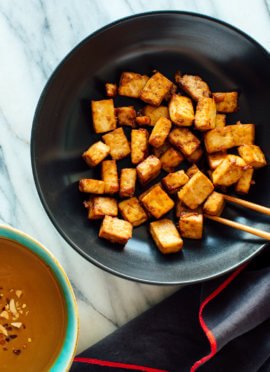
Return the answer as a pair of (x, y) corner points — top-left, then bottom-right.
(221, 194), (270, 216)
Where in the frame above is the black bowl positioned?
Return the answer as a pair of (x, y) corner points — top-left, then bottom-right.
(31, 12), (270, 285)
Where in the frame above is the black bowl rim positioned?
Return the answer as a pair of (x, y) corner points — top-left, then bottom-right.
(31, 10), (270, 285)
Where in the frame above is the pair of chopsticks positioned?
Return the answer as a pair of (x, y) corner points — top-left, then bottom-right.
(204, 194), (270, 240)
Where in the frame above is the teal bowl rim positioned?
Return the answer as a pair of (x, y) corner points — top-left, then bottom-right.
(0, 224), (79, 372)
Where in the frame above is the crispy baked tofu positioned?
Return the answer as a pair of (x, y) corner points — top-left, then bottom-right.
(235, 167), (254, 194)
(136, 155), (161, 184)
(86, 197), (118, 219)
(99, 215), (133, 245)
(143, 105), (169, 126)
(207, 151), (227, 170)
(215, 114), (226, 128)
(212, 155), (246, 186)
(131, 129), (149, 164)
(204, 124), (255, 153)
(175, 72), (211, 101)
(102, 128), (130, 160)
(118, 72), (149, 98)
(238, 145), (267, 168)
(152, 141), (170, 158)
(105, 83), (117, 98)
(164, 83), (178, 102)
(119, 168), (137, 198)
(186, 164), (199, 178)
(116, 106), (136, 127)
(178, 171), (214, 209)
(159, 146), (184, 173)
(179, 213), (203, 239)
(162, 170), (189, 193)
(149, 117), (172, 148)
(140, 184), (174, 218)
(186, 146), (204, 163)
(140, 72), (173, 106)
(101, 160), (119, 194)
(203, 192), (225, 216)
(194, 97), (216, 131)
(82, 141), (110, 167)
(175, 200), (201, 218)
(169, 94), (194, 126)
(118, 197), (148, 226)
(150, 219), (183, 254)
(135, 116), (152, 126)
(91, 99), (117, 133)
(79, 179), (105, 194)
(213, 92), (238, 113)
(169, 127), (200, 156)
(138, 182), (161, 202)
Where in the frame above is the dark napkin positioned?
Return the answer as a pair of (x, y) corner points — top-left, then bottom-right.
(71, 248), (270, 372)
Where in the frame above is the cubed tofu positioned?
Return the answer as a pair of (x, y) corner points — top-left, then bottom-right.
(136, 155), (161, 184)
(204, 124), (255, 153)
(215, 114), (226, 128)
(119, 168), (137, 198)
(86, 197), (118, 219)
(79, 179), (105, 194)
(164, 83), (178, 102)
(175, 200), (189, 218)
(175, 72), (211, 101)
(186, 146), (204, 163)
(99, 215), (132, 245)
(150, 219), (183, 254)
(119, 197), (148, 226)
(152, 141), (170, 158)
(105, 83), (117, 97)
(101, 160), (119, 194)
(162, 170), (189, 193)
(179, 213), (203, 239)
(213, 92), (238, 113)
(135, 116), (152, 126)
(131, 129), (149, 164)
(194, 97), (216, 131)
(238, 145), (267, 168)
(235, 167), (254, 194)
(186, 164), (199, 178)
(169, 128), (200, 157)
(91, 99), (117, 133)
(159, 146), (184, 173)
(178, 171), (214, 209)
(140, 184), (174, 219)
(118, 72), (149, 98)
(212, 155), (246, 186)
(116, 106), (136, 127)
(102, 128), (130, 160)
(138, 182), (161, 202)
(203, 192), (225, 216)
(140, 72), (173, 106)
(169, 94), (195, 127)
(207, 151), (227, 170)
(82, 141), (110, 167)
(149, 117), (172, 148)
(143, 105), (169, 126)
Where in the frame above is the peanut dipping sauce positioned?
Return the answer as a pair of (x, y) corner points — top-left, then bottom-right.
(0, 237), (67, 372)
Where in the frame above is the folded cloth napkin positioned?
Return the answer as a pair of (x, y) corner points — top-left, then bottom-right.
(71, 248), (270, 372)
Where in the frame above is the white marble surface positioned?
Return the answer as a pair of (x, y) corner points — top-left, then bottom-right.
(0, 0), (269, 355)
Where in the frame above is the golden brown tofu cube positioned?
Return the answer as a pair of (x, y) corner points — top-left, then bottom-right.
(169, 94), (194, 127)
(169, 128), (200, 157)
(136, 155), (161, 184)
(186, 146), (204, 163)
(207, 151), (227, 170)
(119, 168), (137, 198)
(102, 128), (130, 160)
(140, 72), (173, 106)
(160, 146), (184, 173)
(212, 155), (246, 186)
(99, 215), (132, 245)
(203, 192), (225, 216)
(194, 97), (216, 131)
(135, 116), (152, 126)
(91, 99), (117, 134)
(105, 83), (117, 97)
(131, 129), (149, 164)
(141, 184), (174, 219)
(213, 92), (238, 113)
(179, 213), (203, 239)
(149, 117), (172, 148)
(79, 179), (105, 194)
(235, 167), (254, 194)
(150, 219), (183, 254)
(162, 170), (189, 194)
(143, 105), (169, 126)
(215, 114), (226, 128)
(186, 164), (199, 178)
(116, 106), (136, 127)
(119, 197), (148, 227)
(152, 141), (170, 158)
(82, 141), (110, 167)
(118, 72), (149, 98)
(176, 72), (211, 101)
(101, 160), (119, 194)
(178, 171), (214, 209)
(238, 145), (267, 168)
(86, 197), (118, 219)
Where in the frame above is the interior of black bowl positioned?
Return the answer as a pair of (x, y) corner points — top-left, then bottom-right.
(31, 12), (270, 284)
